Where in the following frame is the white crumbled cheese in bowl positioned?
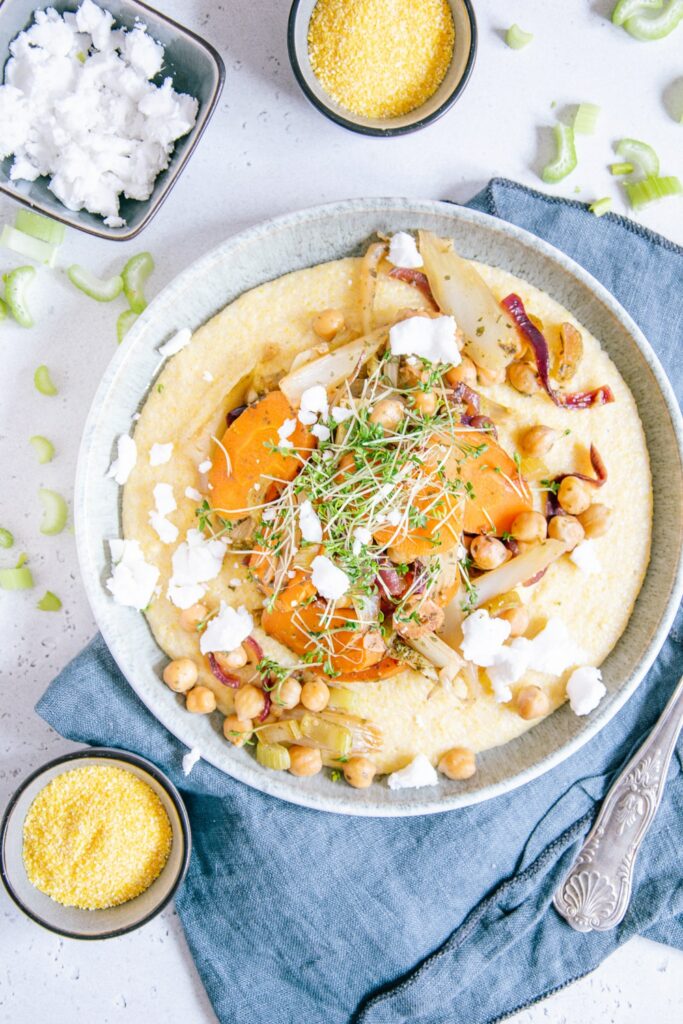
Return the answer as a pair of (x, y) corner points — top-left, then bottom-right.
(387, 754), (438, 790)
(389, 315), (461, 366)
(566, 666), (606, 716)
(0, 1), (199, 226)
(199, 603), (253, 655)
(311, 555), (350, 600)
(106, 538), (159, 609)
(106, 434), (136, 485)
(570, 539), (601, 576)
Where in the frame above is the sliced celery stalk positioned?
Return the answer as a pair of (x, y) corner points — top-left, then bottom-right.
(29, 435), (55, 464)
(257, 720), (302, 745)
(256, 742), (291, 770)
(37, 590), (62, 611)
(612, 0), (663, 25)
(299, 713), (352, 755)
(68, 264), (123, 302)
(573, 103), (601, 135)
(589, 197), (613, 217)
(0, 565), (34, 590)
(34, 365), (57, 396)
(39, 488), (68, 536)
(542, 125), (578, 183)
(625, 174), (682, 208)
(117, 308), (138, 344)
(327, 687), (363, 713)
(0, 225), (57, 267)
(122, 252), (154, 313)
(0, 528), (14, 549)
(624, 0), (683, 38)
(610, 162), (634, 175)
(615, 138), (660, 176)
(505, 24), (534, 49)
(4, 266), (36, 327)
(15, 209), (66, 246)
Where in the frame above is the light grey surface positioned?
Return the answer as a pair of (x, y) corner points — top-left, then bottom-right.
(1, 0), (682, 1019)
(77, 197), (683, 816)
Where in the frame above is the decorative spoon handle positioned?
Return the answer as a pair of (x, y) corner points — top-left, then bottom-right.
(553, 672), (683, 932)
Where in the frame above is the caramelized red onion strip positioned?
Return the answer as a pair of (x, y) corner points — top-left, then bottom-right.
(208, 653), (241, 688)
(501, 293), (615, 410)
(258, 691), (272, 722)
(244, 635), (264, 662)
(388, 267), (438, 308)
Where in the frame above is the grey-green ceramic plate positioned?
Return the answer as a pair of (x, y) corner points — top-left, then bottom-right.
(75, 199), (683, 816)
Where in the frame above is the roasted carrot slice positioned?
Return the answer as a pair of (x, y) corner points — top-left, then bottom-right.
(334, 656), (407, 683)
(455, 430), (533, 535)
(208, 390), (314, 520)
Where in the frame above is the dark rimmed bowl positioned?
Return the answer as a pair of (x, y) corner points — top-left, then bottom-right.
(287, 0), (477, 136)
(0, 0), (225, 240)
(0, 747), (191, 939)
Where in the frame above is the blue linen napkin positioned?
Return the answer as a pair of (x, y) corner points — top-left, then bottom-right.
(37, 179), (683, 1024)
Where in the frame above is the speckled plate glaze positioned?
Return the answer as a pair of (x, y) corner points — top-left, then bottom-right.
(75, 199), (683, 816)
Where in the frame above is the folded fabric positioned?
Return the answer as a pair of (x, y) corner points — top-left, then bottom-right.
(37, 179), (683, 1024)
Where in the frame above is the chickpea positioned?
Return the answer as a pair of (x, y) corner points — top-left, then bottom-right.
(412, 390), (438, 416)
(275, 676), (302, 710)
(313, 308), (345, 341)
(216, 645), (248, 671)
(343, 757), (376, 789)
(470, 534), (509, 571)
(163, 658), (198, 693)
(438, 747), (476, 780)
(515, 685), (551, 720)
(579, 503), (612, 539)
(548, 514), (585, 550)
(369, 397), (404, 432)
(179, 603), (208, 632)
(301, 678), (330, 712)
(557, 476), (592, 515)
(508, 361), (540, 395)
(444, 357), (477, 388)
(288, 745), (323, 777)
(510, 510), (548, 543)
(496, 604), (529, 637)
(234, 684), (266, 722)
(520, 425), (556, 457)
(477, 364), (506, 387)
(223, 714), (253, 747)
(185, 686), (217, 714)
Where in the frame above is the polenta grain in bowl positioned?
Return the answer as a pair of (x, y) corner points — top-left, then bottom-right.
(22, 766), (172, 910)
(105, 229), (651, 796)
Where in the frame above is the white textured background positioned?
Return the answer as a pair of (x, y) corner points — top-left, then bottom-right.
(1, 1), (682, 1021)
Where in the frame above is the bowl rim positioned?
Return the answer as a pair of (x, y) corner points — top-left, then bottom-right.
(0, 746), (192, 939)
(286, 0), (478, 137)
(0, 0), (226, 241)
(73, 197), (683, 816)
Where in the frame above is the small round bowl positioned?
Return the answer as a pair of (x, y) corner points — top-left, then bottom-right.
(0, 748), (191, 940)
(287, 0), (477, 136)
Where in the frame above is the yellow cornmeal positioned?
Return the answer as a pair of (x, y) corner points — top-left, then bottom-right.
(308, 0), (455, 119)
(22, 765), (172, 910)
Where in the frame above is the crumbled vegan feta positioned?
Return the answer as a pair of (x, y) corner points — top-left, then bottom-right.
(311, 423), (331, 442)
(389, 315), (461, 365)
(0, 2), (198, 224)
(185, 486), (203, 502)
(199, 602), (253, 655)
(298, 385), (328, 427)
(202, 370), (214, 383)
(387, 754), (438, 790)
(299, 500), (323, 543)
(526, 618), (586, 676)
(198, 459), (212, 474)
(106, 538), (159, 609)
(158, 328), (192, 357)
(181, 747), (201, 776)
(570, 539), (601, 576)
(486, 638), (532, 703)
(148, 482), (178, 544)
(262, 508), (277, 522)
(106, 434), (137, 485)
(167, 528), (225, 609)
(311, 554), (350, 600)
(566, 666), (606, 716)
(277, 417), (297, 449)
(331, 405), (353, 424)
(352, 525), (372, 555)
(388, 232), (423, 269)
(149, 442), (173, 466)
(460, 609), (511, 667)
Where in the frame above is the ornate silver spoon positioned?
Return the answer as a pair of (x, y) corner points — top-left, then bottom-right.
(553, 672), (683, 932)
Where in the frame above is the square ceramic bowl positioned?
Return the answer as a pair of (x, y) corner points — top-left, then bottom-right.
(287, 0), (477, 136)
(0, 0), (225, 240)
(0, 748), (191, 939)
